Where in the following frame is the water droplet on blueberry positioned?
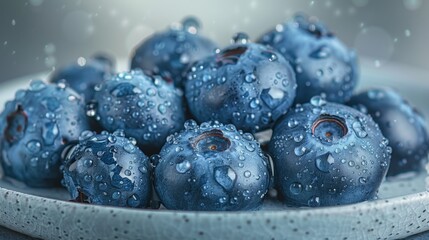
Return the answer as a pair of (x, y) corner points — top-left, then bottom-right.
(214, 166), (237, 191)
(176, 160), (191, 174)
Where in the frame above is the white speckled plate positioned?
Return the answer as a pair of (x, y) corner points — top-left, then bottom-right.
(1, 59), (429, 240)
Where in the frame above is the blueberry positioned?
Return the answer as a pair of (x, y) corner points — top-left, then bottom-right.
(93, 70), (186, 153)
(50, 56), (114, 102)
(185, 33), (296, 133)
(269, 97), (391, 207)
(258, 13), (358, 103)
(91, 52), (116, 71)
(62, 130), (151, 208)
(154, 120), (270, 211)
(348, 88), (429, 177)
(0, 80), (90, 187)
(131, 16), (217, 87)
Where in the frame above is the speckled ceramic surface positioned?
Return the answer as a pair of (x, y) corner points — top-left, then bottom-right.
(1, 59), (429, 240)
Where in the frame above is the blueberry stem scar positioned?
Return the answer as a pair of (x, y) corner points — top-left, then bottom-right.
(192, 129), (231, 152)
(5, 104), (28, 143)
(311, 115), (348, 141)
(216, 46), (248, 66)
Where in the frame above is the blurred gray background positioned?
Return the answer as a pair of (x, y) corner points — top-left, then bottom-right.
(0, 0), (428, 81)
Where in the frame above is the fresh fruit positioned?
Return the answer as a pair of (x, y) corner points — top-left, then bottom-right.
(269, 96), (391, 207)
(62, 130), (151, 208)
(131, 16), (217, 87)
(0, 80), (90, 187)
(50, 55), (114, 102)
(92, 70), (186, 153)
(92, 52), (116, 71)
(258, 13), (358, 104)
(154, 120), (270, 211)
(185, 33), (296, 133)
(348, 88), (429, 177)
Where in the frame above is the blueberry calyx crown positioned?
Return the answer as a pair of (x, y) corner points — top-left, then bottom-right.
(312, 114), (348, 144)
(216, 46), (248, 67)
(191, 129), (231, 154)
(4, 104), (28, 144)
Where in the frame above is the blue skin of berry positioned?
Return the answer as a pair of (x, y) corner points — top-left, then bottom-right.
(185, 42), (297, 133)
(93, 70), (186, 153)
(92, 53), (116, 71)
(154, 120), (270, 211)
(0, 80), (90, 187)
(257, 14), (358, 104)
(50, 59), (113, 102)
(130, 26), (217, 88)
(62, 131), (151, 208)
(269, 99), (391, 207)
(348, 88), (429, 177)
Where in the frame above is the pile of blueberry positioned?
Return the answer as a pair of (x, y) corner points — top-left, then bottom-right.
(1, 14), (428, 211)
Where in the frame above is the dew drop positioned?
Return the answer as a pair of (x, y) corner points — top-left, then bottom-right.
(138, 166), (148, 174)
(315, 153), (335, 173)
(359, 177), (367, 184)
(30, 157), (39, 167)
(146, 88), (156, 96)
(112, 191), (121, 200)
(176, 160), (191, 174)
(310, 96), (327, 107)
(108, 135), (117, 143)
(158, 104), (167, 114)
(328, 188), (337, 194)
(309, 46), (331, 59)
(98, 182), (108, 190)
(308, 196), (321, 207)
(123, 143), (136, 153)
(289, 182), (303, 195)
(260, 88), (285, 109)
(42, 122), (59, 146)
(83, 159), (93, 167)
(219, 197), (227, 204)
(245, 73), (256, 83)
(214, 166), (237, 191)
(242, 133), (254, 141)
(294, 146), (307, 156)
(83, 175), (92, 182)
(111, 83), (141, 97)
(217, 77), (227, 84)
(95, 175), (103, 182)
(293, 134), (304, 143)
(107, 116), (114, 124)
(245, 142), (256, 152)
(249, 98), (260, 109)
(29, 80), (46, 92)
(184, 119), (198, 130)
(26, 140), (41, 153)
(288, 119), (299, 128)
(45, 112), (56, 120)
(352, 121), (368, 138)
(127, 194), (141, 207)
(367, 90), (384, 100)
